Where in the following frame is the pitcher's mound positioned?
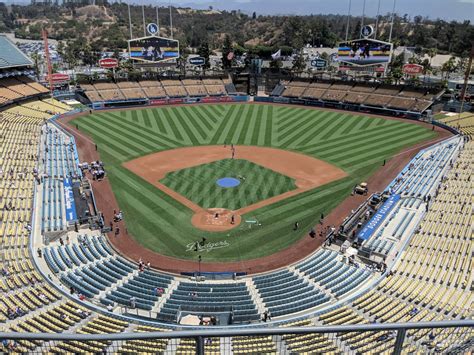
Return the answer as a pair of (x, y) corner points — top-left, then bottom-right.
(191, 208), (241, 231)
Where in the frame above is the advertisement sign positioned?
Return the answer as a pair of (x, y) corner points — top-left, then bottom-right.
(336, 39), (392, 66)
(311, 58), (327, 68)
(201, 97), (220, 103)
(357, 194), (401, 242)
(189, 56), (206, 66)
(150, 99), (168, 106)
(168, 98), (183, 104)
(403, 63), (424, 75)
(45, 73), (70, 83)
(128, 36), (179, 63)
(63, 178), (77, 222)
(99, 58), (119, 69)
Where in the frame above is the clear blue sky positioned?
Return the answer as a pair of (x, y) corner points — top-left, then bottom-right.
(157, 0), (473, 22)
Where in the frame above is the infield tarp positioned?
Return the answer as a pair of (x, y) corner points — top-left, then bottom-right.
(64, 178), (77, 222)
(357, 194), (401, 242)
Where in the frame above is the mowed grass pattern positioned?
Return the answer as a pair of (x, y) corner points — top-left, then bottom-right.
(71, 104), (436, 261)
(160, 159), (296, 210)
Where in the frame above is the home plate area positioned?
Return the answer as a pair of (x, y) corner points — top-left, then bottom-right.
(191, 208), (242, 232)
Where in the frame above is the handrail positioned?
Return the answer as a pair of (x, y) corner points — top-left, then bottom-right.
(1, 320), (472, 341)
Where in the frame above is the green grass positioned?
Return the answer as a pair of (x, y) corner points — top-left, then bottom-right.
(71, 104), (437, 262)
(160, 159), (296, 210)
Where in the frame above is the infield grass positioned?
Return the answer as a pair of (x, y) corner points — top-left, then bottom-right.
(160, 159), (296, 210)
(71, 104), (437, 261)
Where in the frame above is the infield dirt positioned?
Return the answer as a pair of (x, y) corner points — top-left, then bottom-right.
(123, 145), (347, 231)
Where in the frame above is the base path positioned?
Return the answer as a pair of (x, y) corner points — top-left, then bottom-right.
(57, 104), (452, 274)
(123, 145), (347, 232)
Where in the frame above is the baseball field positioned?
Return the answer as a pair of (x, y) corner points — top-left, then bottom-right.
(70, 103), (437, 262)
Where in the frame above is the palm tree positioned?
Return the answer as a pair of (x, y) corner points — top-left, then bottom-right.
(427, 48), (437, 66)
(441, 57), (456, 80)
(30, 51), (43, 81)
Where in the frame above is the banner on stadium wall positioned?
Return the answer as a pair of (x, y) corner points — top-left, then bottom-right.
(273, 97), (290, 104)
(231, 95), (250, 102)
(357, 194), (401, 242)
(254, 96), (274, 103)
(149, 99), (168, 106)
(290, 98), (306, 105)
(168, 98), (184, 104)
(63, 178), (77, 222)
(201, 97), (220, 103)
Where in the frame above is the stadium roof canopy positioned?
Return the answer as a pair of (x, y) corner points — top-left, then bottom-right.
(0, 35), (33, 69)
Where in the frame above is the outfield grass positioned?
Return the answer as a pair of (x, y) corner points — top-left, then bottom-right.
(160, 159), (296, 210)
(71, 104), (437, 261)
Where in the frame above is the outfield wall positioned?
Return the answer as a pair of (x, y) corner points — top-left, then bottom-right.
(254, 96), (424, 120)
(90, 95), (249, 110)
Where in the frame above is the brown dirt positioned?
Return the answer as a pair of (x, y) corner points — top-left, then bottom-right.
(57, 103), (452, 274)
(123, 145), (347, 232)
(191, 208), (242, 232)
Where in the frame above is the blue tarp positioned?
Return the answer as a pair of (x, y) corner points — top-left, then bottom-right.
(357, 194), (401, 242)
(64, 178), (77, 221)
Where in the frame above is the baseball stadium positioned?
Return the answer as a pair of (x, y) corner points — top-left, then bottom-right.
(0, 2), (473, 354)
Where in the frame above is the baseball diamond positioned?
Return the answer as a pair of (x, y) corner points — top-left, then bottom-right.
(160, 158), (297, 210)
(68, 103), (437, 263)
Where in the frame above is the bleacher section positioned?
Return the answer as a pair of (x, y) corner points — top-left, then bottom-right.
(80, 77), (231, 103)
(41, 122), (79, 233)
(0, 100), (80, 343)
(438, 112), (474, 138)
(362, 137), (462, 257)
(277, 80), (443, 113)
(0, 77), (50, 106)
(316, 139), (472, 353)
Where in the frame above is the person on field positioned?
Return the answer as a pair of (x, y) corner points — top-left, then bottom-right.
(294, 222), (299, 230)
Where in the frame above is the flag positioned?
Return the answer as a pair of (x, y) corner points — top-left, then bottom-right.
(271, 49), (281, 60)
(227, 51), (234, 61)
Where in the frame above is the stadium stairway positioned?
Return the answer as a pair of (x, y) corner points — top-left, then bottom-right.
(244, 278), (267, 316)
(150, 278), (179, 315)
